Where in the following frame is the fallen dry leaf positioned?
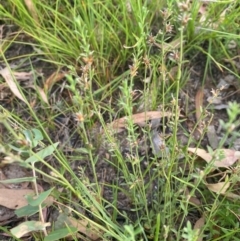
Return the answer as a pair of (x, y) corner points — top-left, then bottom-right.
(0, 189), (34, 209)
(13, 71), (34, 81)
(188, 148), (240, 168)
(188, 148), (212, 162)
(0, 67), (27, 104)
(109, 111), (174, 133)
(193, 216), (205, 241)
(224, 192), (240, 200)
(0, 188), (54, 209)
(11, 221), (50, 238)
(206, 180), (230, 195)
(184, 188), (201, 206)
(68, 216), (101, 240)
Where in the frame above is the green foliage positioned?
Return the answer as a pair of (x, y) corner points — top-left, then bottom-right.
(0, 0), (240, 240)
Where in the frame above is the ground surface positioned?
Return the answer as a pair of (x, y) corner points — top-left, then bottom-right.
(1, 21), (240, 241)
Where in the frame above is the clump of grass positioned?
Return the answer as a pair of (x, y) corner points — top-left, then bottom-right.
(1, 0), (240, 240)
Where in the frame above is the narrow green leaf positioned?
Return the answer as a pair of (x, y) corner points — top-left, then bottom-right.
(0, 177), (36, 184)
(74, 147), (90, 154)
(26, 188), (54, 206)
(44, 227), (78, 241)
(25, 142), (59, 163)
(8, 144), (29, 153)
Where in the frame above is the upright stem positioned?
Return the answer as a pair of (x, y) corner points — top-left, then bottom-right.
(173, 26), (184, 150)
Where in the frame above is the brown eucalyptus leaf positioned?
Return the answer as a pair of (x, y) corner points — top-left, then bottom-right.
(184, 188), (201, 206)
(68, 216), (102, 240)
(206, 181), (230, 194)
(193, 216), (205, 241)
(224, 192), (240, 199)
(0, 189), (34, 209)
(109, 111), (174, 133)
(188, 148), (240, 168)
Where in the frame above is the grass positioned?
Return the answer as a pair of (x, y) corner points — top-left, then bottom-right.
(0, 0), (240, 240)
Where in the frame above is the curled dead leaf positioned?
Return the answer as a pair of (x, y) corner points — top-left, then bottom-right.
(0, 67), (27, 104)
(44, 71), (67, 92)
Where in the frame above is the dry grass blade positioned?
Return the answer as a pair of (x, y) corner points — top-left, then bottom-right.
(195, 88), (204, 121)
(29, 85), (49, 105)
(24, 0), (39, 25)
(44, 71), (67, 92)
(0, 67), (27, 104)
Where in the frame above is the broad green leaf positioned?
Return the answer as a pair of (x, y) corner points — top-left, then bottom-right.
(15, 204), (41, 217)
(23, 128), (43, 143)
(0, 177), (36, 184)
(44, 227), (77, 241)
(32, 128), (43, 141)
(10, 221), (51, 238)
(26, 188), (54, 206)
(25, 142), (59, 163)
(23, 129), (34, 145)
